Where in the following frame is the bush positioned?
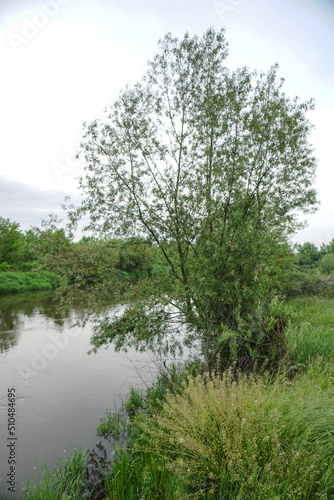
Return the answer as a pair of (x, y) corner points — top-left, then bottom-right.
(18, 261), (35, 271)
(319, 253), (334, 275)
(211, 297), (293, 375)
(0, 262), (10, 271)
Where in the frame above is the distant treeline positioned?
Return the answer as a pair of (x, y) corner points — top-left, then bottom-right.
(0, 216), (158, 294)
(1, 215), (334, 295)
(294, 240), (334, 271)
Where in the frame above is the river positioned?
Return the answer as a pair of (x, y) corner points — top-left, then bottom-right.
(0, 291), (160, 498)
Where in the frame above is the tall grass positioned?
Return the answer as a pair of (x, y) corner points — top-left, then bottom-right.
(22, 448), (89, 499)
(104, 446), (183, 499)
(0, 271), (58, 294)
(99, 361), (204, 499)
(139, 368), (334, 499)
(285, 297), (334, 370)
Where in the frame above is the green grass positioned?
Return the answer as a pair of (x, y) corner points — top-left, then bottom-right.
(104, 446), (184, 499)
(99, 361), (203, 499)
(0, 271), (58, 294)
(22, 448), (89, 499)
(285, 297), (334, 369)
(139, 367), (334, 499)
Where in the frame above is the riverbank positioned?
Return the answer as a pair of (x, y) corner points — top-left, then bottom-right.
(0, 271), (59, 294)
(16, 296), (334, 500)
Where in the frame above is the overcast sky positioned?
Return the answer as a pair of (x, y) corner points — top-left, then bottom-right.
(0, 0), (333, 244)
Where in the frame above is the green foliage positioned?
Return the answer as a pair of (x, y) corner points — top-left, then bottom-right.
(206, 297), (293, 375)
(90, 299), (183, 356)
(22, 229), (39, 262)
(0, 271), (57, 294)
(279, 265), (317, 297)
(0, 216), (25, 263)
(285, 297), (334, 367)
(140, 370), (334, 499)
(319, 253), (334, 275)
(60, 28), (318, 368)
(104, 446), (183, 500)
(118, 239), (155, 278)
(0, 218), (60, 294)
(32, 215), (158, 311)
(23, 448), (89, 499)
(278, 243), (334, 298)
(0, 260), (36, 272)
(320, 238), (334, 256)
(295, 242), (320, 266)
(0, 261), (10, 271)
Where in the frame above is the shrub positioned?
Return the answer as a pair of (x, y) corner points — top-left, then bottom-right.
(0, 261), (10, 271)
(319, 253), (334, 275)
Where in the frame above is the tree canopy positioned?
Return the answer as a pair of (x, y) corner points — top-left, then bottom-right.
(0, 217), (25, 264)
(54, 28), (317, 370)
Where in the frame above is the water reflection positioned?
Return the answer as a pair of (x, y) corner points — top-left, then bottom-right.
(0, 291), (157, 498)
(0, 291), (62, 353)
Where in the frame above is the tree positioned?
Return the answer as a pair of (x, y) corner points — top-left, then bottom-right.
(0, 217), (25, 264)
(319, 254), (334, 275)
(320, 238), (334, 256)
(60, 28), (317, 370)
(295, 242), (320, 266)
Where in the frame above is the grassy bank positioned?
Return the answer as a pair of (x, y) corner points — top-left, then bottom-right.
(0, 271), (59, 294)
(18, 297), (334, 499)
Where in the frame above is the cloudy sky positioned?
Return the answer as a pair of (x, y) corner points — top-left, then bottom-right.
(0, 0), (333, 244)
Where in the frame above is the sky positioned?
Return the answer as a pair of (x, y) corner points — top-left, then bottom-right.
(0, 0), (333, 245)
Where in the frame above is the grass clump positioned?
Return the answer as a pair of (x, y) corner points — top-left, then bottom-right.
(140, 372), (285, 499)
(104, 446), (183, 500)
(139, 370), (334, 499)
(22, 448), (89, 499)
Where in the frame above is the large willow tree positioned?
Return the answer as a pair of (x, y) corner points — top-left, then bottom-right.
(62, 28), (317, 370)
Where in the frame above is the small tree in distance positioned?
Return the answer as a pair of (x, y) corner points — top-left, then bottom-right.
(295, 242), (320, 266)
(0, 217), (25, 264)
(56, 28), (318, 371)
(319, 254), (334, 275)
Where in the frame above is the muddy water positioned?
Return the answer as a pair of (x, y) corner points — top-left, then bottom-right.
(0, 291), (158, 498)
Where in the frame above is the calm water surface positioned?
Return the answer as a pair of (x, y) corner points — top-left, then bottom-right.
(0, 291), (159, 498)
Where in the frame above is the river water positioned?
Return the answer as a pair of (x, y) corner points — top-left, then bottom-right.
(0, 291), (160, 498)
